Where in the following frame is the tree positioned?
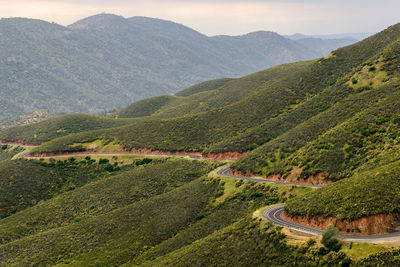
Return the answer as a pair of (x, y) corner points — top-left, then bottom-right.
(321, 225), (341, 252)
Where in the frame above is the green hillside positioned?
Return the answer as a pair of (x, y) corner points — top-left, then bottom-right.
(0, 157), (134, 219)
(1, 21), (400, 266)
(0, 114), (133, 144)
(25, 23), (400, 181)
(285, 154), (400, 220)
(0, 15), (354, 118)
(0, 110), (61, 129)
(0, 145), (24, 162)
(0, 158), (317, 266)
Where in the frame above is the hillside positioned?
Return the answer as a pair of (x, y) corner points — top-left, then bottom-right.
(0, 110), (61, 129)
(20, 22), (399, 176)
(0, 157), (316, 266)
(0, 14), (355, 118)
(2, 22), (400, 265)
(0, 114), (134, 144)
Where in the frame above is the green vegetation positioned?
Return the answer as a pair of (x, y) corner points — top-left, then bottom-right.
(2, 19), (400, 266)
(118, 95), (177, 118)
(0, 15), (353, 118)
(0, 110), (61, 129)
(357, 248), (400, 266)
(24, 22), (400, 188)
(0, 145), (24, 162)
(0, 159), (310, 266)
(285, 159), (400, 220)
(321, 226), (341, 252)
(0, 156), (143, 218)
(0, 114), (133, 144)
(175, 78), (235, 97)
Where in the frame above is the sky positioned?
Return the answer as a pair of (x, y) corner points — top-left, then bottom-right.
(0, 0), (399, 36)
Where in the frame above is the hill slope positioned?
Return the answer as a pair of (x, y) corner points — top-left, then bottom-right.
(12, 22), (396, 186)
(0, 14), (355, 118)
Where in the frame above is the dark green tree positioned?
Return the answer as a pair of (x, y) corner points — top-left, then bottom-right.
(321, 225), (341, 252)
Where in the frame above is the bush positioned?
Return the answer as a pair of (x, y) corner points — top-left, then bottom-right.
(105, 164), (115, 172)
(321, 225), (341, 252)
(136, 158), (152, 166)
(341, 258), (352, 267)
(99, 158), (109, 165)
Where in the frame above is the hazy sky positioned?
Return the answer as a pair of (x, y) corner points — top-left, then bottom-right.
(0, 0), (399, 36)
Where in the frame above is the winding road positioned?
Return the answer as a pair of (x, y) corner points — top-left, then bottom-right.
(3, 143), (400, 243)
(262, 205), (400, 243)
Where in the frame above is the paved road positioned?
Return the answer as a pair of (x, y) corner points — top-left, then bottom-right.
(263, 205), (400, 243)
(217, 166), (323, 188)
(3, 142), (400, 243)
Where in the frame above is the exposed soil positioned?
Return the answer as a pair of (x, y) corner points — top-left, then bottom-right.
(130, 148), (203, 157)
(283, 212), (400, 235)
(131, 148), (246, 160)
(229, 168), (330, 186)
(202, 152), (245, 160)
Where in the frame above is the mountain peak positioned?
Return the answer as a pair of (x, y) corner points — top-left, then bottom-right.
(68, 13), (126, 29)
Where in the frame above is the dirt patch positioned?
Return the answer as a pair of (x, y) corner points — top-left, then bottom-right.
(130, 149), (245, 160)
(130, 148), (203, 157)
(283, 212), (400, 235)
(229, 168), (330, 186)
(202, 152), (245, 160)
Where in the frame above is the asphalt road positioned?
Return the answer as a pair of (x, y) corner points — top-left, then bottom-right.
(217, 166), (323, 188)
(262, 205), (400, 243)
(3, 142), (400, 243)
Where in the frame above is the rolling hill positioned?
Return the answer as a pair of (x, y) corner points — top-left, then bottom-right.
(2, 20), (400, 266)
(0, 14), (355, 118)
(13, 22), (398, 174)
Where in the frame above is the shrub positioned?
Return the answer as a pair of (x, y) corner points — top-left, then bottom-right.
(99, 158), (109, 164)
(341, 258), (352, 267)
(136, 158), (152, 166)
(321, 225), (341, 252)
(105, 164), (115, 172)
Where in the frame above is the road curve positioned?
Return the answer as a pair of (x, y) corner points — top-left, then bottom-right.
(217, 166), (323, 188)
(262, 205), (400, 243)
(3, 142), (400, 242)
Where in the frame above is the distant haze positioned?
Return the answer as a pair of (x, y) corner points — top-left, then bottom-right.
(0, 0), (398, 36)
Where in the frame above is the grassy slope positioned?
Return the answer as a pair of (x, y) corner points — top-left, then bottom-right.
(0, 158), (215, 245)
(118, 62), (309, 120)
(0, 178), (218, 266)
(29, 24), (400, 159)
(285, 146), (400, 220)
(232, 25), (400, 178)
(175, 78), (234, 97)
(0, 157), (136, 219)
(0, 145), (24, 162)
(0, 164), (323, 266)
(138, 219), (321, 267)
(233, 80), (400, 179)
(0, 114), (134, 144)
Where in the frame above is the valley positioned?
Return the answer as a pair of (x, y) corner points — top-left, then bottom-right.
(1, 13), (400, 266)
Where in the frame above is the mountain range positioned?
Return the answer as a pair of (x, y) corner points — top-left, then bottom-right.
(0, 13), (356, 118)
(1, 15), (400, 266)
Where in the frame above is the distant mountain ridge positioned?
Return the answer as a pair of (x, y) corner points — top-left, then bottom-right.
(0, 13), (356, 118)
(286, 32), (374, 41)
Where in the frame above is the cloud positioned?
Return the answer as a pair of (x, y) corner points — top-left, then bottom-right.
(0, 0), (398, 35)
